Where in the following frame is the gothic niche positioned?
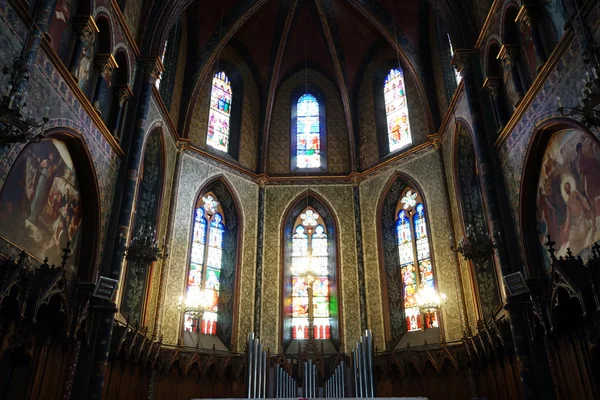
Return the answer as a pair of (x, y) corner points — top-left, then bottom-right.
(456, 124), (501, 320)
(121, 129), (164, 326)
(0, 139), (82, 279)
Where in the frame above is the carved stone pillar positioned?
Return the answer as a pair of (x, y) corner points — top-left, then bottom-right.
(86, 57), (163, 400)
(516, 5), (547, 72)
(111, 85), (133, 139)
(482, 77), (507, 132)
(498, 44), (525, 108)
(453, 48), (539, 400)
(91, 54), (118, 115)
(69, 16), (98, 79)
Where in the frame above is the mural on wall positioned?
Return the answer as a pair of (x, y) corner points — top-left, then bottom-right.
(48, 0), (75, 62)
(536, 129), (600, 270)
(457, 127), (501, 319)
(121, 131), (163, 326)
(77, 41), (94, 95)
(542, 0), (567, 43)
(0, 139), (82, 279)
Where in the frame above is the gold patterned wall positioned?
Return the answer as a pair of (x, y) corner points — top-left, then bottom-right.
(267, 69), (351, 175)
(259, 184), (361, 352)
(169, 16), (188, 126)
(359, 147), (464, 349)
(158, 151), (258, 350)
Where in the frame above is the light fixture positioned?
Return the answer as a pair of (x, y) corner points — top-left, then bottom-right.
(1, 58), (49, 149)
(177, 289), (214, 314)
(415, 286), (447, 312)
(124, 219), (168, 264)
(450, 223), (501, 263)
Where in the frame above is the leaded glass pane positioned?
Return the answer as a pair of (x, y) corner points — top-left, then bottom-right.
(207, 71), (232, 152)
(384, 68), (412, 152)
(296, 94), (321, 169)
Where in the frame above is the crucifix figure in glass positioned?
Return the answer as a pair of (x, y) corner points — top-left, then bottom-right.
(291, 207), (330, 340)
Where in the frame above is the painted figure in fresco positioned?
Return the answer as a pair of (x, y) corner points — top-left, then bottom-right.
(563, 182), (592, 253)
(28, 153), (56, 223)
(48, 0), (71, 55)
(576, 142), (600, 234)
(539, 186), (559, 241)
(77, 43), (93, 92)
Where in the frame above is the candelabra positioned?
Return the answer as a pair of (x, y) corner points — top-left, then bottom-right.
(415, 287), (447, 312)
(124, 220), (167, 264)
(450, 224), (500, 263)
(1, 57), (49, 149)
(556, 44), (600, 129)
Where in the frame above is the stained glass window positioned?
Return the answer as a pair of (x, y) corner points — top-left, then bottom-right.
(155, 40), (168, 89)
(396, 189), (438, 332)
(291, 207), (330, 340)
(384, 68), (412, 152)
(296, 94), (321, 169)
(207, 71), (232, 153)
(184, 192), (225, 335)
(447, 33), (462, 85)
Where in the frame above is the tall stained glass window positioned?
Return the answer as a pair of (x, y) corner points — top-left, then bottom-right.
(184, 192), (224, 335)
(291, 208), (330, 340)
(207, 71), (232, 153)
(296, 94), (321, 169)
(155, 39), (168, 90)
(384, 68), (412, 152)
(396, 188), (437, 332)
(447, 33), (462, 85)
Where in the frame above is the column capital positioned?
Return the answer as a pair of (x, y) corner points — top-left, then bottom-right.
(482, 77), (503, 99)
(451, 49), (477, 77)
(95, 53), (118, 79)
(497, 44), (521, 67)
(74, 15), (99, 44)
(516, 4), (541, 28)
(140, 57), (165, 85)
(115, 85), (134, 106)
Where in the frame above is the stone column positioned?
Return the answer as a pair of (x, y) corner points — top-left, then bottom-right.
(86, 58), (163, 400)
(69, 16), (98, 78)
(516, 5), (547, 72)
(91, 54), (118, 115)
(111, 85), (133, 140)
(352, 174), (368, 333)
(482, 77), (507, 133)
(453, 49), (539, 400)
(253, 176), (268, 335)
(498, 44), (525, 109)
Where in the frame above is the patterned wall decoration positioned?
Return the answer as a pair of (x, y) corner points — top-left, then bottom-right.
(358, 49), (431, 171)
(169, 16), (187, 126)
(160, 152), (258, 350)
(441, 127), (478, 334)
(187, 46), (259, 171)
(121, 0), (142, 39)
(121, 130), (163, 326)
(0, 1), (121, 269)
(456, 126), (501, 320)
(360, 148), (463, 349)
(267, 69), (351, 175)
(259, 184), (360, 353)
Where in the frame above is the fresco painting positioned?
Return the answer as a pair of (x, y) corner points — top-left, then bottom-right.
(0, 139), (82, 279)
(48, 0), (75, 61)
(536, 129), (600, 271)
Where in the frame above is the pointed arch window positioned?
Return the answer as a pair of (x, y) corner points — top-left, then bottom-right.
(291, 207), (331, 340)
(184, 192), (225, 335)
(396, 188), (437, 332)
(207, 71), (232, 153)
(447, 33), (462, 85)
(296, 94), (321, 169)
(384, 68), (412, 152)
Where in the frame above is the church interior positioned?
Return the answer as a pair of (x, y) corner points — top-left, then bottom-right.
(0, 0), (600, 399)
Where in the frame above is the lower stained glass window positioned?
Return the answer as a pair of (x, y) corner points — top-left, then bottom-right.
(396, 189), (438, 332)
(183, 193), (225, 335)
(291, 208), (330, 339)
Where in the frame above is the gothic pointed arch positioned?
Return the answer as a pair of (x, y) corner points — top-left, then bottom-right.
(520, 118), (600, 276)
(378, 174), (440, 347)
(120, 128), (165, 326)
(453, 122), (501, 320)
(182, 177), (241, 349)
(0, 128), (101, 282)
(281, 192), (341, 351)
